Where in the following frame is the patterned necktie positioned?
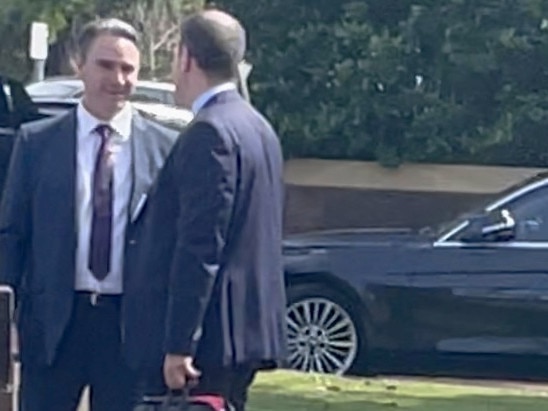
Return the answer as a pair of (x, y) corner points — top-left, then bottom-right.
(89, 124), (114, 280)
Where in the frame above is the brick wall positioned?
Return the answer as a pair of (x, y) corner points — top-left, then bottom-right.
(282, 159), (544, 234)
(283, 184), (494, 234)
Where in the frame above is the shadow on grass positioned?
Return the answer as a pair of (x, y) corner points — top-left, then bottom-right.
(248, 389), (548, 411)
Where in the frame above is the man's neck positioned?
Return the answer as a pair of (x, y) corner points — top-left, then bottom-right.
(192, 79), (225, 100)
(82, 97), (125, 122)
(191, 81), (236, 114)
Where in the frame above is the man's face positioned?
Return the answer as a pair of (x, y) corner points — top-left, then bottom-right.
(76, 34), (140, 119)
(171, 45), (193, 109)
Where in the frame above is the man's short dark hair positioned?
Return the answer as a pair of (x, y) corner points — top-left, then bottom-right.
(179, 10), (246, 80)
(77, 18), (139, 62)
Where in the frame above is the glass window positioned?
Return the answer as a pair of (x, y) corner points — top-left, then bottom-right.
(446, 185), (548, 243)
(503, 186), (548, 242)
(0, 81), (10, 128)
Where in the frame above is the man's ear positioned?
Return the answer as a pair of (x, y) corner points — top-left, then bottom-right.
(181, 46), (192, 73)
(71, 55), (84, 78)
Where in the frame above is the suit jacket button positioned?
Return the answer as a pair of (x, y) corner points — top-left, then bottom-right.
(129, 239), (137, 245)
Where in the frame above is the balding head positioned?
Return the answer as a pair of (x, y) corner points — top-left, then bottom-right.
(179, 8), (246, 81)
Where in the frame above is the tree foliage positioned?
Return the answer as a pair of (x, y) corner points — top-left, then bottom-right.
(0, 0), (202, 80)
(3, 0), (548, 167)
(217, 0), (548, 167)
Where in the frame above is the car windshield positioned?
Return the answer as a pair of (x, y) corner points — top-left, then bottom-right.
(423, 171), (548, 237)
(26, 81), (81, 98)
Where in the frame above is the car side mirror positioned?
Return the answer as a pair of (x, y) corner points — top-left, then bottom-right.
(461, 209), (516, 243)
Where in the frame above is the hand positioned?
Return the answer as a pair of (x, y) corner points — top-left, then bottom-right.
(163, 354), (201, 390)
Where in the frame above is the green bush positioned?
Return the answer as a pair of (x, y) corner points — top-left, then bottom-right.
(216, 0), (548, 167)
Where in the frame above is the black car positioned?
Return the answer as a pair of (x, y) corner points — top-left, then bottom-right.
(284, 172), (548, 375)
(0, 76), (50, 192)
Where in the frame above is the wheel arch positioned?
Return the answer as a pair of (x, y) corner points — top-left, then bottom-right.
(284, 270), (374, 361)
(285, 271), (369, 322)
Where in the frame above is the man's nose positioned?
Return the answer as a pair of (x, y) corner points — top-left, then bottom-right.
(112, 68), (125, 85)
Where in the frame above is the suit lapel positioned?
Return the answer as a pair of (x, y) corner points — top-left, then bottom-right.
(128, 112), (155, 223)
(55, 110), (78, 240)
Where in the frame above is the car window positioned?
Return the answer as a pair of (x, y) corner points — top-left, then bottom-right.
(502, 186), (548, 242)
(0, 78), (12, 128)
(442, 185), (548, 243)
(450, 186), (548, 243)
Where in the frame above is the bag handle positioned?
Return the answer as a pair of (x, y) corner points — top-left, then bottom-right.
(139, 388), (190, 406)
(162, 387), (191, 407)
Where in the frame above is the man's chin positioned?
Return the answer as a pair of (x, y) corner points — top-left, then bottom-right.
(82, 97), (127, 120)
(111, 94), (129, 104)
(101, 99), (129, 120)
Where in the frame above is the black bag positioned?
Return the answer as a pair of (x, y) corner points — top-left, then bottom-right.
(133, 390), (231, 411)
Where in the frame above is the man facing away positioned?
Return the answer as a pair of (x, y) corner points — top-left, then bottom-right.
(0, 18), (178, 411)
(125, 8), (287, 411)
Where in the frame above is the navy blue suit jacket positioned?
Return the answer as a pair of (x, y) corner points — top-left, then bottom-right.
(0, 109), (177, 366)
(125, 90), (287, 372)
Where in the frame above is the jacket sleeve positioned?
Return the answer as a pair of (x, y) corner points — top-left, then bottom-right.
(0, 128), (32, 297)
(164, 121), (237, 356)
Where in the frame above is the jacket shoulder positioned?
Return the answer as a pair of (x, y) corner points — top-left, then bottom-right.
(137, 113), (180, 144)
(17, 111), (75, 150)
(143, 117), (179, 140)
(20, 111), (72, 137)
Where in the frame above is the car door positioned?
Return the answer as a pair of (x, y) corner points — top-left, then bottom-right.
(0, 76), (42, 197)
(0, 76), (16, 198)
(0, 286), (13, 400)
(406, 185), (548, 357)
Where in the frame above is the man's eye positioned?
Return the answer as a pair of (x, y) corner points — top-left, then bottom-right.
(121, 64), (135, 74)
(98, 61), (115, 70)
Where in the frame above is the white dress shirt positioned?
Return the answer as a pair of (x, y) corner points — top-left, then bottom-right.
(191, 82), (237, 114)
(74, 102), (133, 294)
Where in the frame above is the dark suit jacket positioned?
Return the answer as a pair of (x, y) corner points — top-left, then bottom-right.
(0, 108), (177, 366)
(125, 89), (287, 372)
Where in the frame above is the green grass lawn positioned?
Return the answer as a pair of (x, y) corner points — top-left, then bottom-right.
(248, 371), (548, 411)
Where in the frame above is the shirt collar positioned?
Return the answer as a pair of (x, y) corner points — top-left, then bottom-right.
(191, 82), (237, 115)
(77, 101), (133, 143)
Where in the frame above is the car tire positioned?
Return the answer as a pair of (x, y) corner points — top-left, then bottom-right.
(285, 282), (367, 375)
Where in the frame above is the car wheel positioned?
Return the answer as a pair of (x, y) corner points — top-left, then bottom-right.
(285, 282), (366, 375)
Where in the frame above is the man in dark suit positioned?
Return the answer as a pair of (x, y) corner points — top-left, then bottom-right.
(126, 8), (287, 411)
(0, 19), (177, 411)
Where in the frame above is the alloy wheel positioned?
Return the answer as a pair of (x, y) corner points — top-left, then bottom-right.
(286, 297), (358, 375)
